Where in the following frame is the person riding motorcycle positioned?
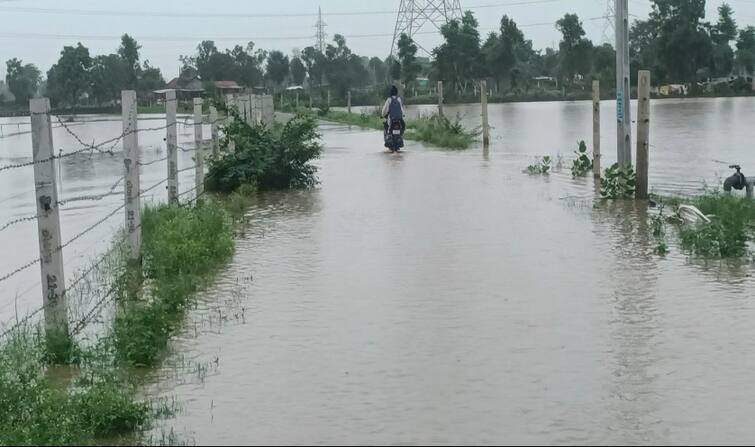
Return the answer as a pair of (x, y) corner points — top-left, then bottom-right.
(382, 85), (406, 136)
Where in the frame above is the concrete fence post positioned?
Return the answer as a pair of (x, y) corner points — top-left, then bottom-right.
(122, 90), (141, 262)
(225, 94), (235, 153)
(209, 104), (219, 157)
(481, 80), (490, 148)
(592, 80), (601, 179)
(636, 70), (651, 200)
(30, 97), (68, 341)
(193, 98), (205, 198)
(438, 81), (444, 117)
(166, 90), (178, 203)
(347, 90), (352, 113)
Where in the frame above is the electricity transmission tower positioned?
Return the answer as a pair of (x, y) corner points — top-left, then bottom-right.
(391, 0), (463, 57)
(601, 0), (615, 44)
(315, 7), (327, 53)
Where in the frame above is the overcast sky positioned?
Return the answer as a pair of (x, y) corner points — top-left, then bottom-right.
(1, 0), (754, 80)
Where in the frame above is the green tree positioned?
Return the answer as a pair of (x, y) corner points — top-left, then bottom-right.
(5, 58), (41, 105)
(137, 61), (165, 96)
(482, 15), (531, 92)
(231, 42), (265, 87)
(736, 26), (755, 74)
(556, 14), (593, 84)
(290, 57), (307, 86)
(90, 54), (127, 104)
(301, 46), (326, 87)
(368, 57), (387, 85)
(323, 35), (368, 97)
(118, 34), (141, 89)
(648, 0), (712, 83)
(266, 50), (290, 88)
(46, 43), (93, 106)
(592, 43), (616, 89)
(713, 3), (737, 44)
(397, 33), (421, 87)
(432, 11), (483, 93)
(388, 56), (401, 82)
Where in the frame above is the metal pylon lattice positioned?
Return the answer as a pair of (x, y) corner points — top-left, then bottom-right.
(315, 7), (327, 53)
(391, 0), (463, 57)
(601, 0), (615, 44)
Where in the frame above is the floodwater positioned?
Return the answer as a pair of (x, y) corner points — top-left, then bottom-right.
(3, 98), (755, 444)
(0, 114), (209, 322)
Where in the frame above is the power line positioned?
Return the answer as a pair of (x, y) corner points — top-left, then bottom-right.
(0, 0), (564, 20)
(0, 16), (611, 44)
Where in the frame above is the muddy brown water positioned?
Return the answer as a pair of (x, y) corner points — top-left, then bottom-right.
(3, 99), (755, 444)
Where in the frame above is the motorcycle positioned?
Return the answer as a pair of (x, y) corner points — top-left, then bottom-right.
(384, 118), (404, 153)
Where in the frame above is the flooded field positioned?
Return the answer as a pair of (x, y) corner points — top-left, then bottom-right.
(3, 98), (755, 444)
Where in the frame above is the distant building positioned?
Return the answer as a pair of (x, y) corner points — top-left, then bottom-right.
(165, 76), (203, 92)
(658, 84), (688, 96)
(213, 80), (243, 95)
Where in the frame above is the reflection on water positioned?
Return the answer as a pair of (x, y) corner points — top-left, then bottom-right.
(2, 100), (755, 444)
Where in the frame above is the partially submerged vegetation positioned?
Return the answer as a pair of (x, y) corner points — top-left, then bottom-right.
(207, 109), (322, 193)
(526, 156), (551, 175)
(0, 107), (322, 445)
(653, 193), (755, 259)
(601, 164), (636, 199)
(298, 106), (479, 150)
(570, 141), (592, 177)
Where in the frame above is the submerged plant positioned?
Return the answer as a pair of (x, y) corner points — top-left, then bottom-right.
(526, 156), (552, 175)
(675, 193), (755, 258)
(601, 163), (636, 199)
(651, 205), (669, 255)
(570, 140), (593, 177)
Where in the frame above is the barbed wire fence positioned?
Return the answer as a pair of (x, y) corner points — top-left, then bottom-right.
(0, 90), (273, 343)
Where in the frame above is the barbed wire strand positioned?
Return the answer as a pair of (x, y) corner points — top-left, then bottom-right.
(0, 213), (40, 234)
(58, 175), (125, 206)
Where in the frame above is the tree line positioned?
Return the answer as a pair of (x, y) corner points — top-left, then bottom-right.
(4, 0), (755, 108)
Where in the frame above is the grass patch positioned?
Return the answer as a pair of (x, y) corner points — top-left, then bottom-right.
(677, 193), (755, 258)
(653, 192), (755, 258)
(112, 201), (234, 367)
(314, 108), (479, 150)
(0, 330), (150, 445)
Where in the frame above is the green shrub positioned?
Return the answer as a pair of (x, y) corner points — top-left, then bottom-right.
(601, 163), (636, 198)
(570, 140), (592, 177)
(526, 156), (551, 175)
(677, 193), (755, 258)
(207, 112), (322, 194)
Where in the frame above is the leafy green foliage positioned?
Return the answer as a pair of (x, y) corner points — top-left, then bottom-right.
(601, 163), (636, 199)
(112, 202), (234, 367)
(4, 58), (41, 105)
(651, 205), (669, 255)
(315, 109), (478, 150)
(206, 110), (322, 194)
(397, 33), (421, 87)
(677, 193), (755, 258)
(526, 156), (552, 175)
(0, 331), (149, 445)
(405, 113), (479, 150)
(570, 140), (592, 177)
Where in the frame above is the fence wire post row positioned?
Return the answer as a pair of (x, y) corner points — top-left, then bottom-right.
(193, 97), (205, 199)
(30, 97), (69, 343)
(6, 90), (228, 341)
(122, 90), (142, 265)
(166, 89), (179, 203)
